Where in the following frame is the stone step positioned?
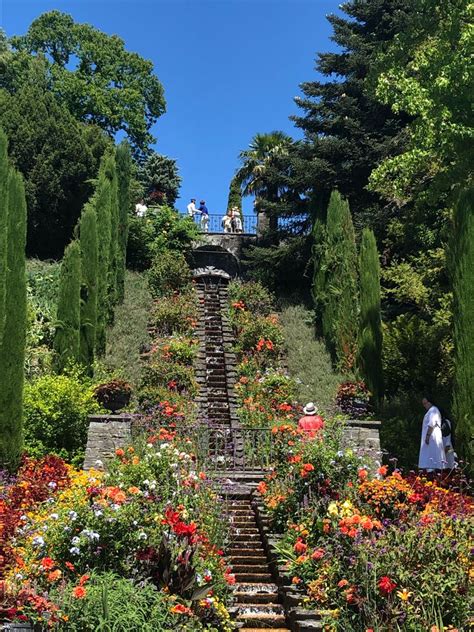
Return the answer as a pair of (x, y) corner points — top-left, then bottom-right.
(229, 603), (284, 616)
(240, 629), (290, 632)
(237, 612), (287, 627)
(234, 572), (273, 583)
(228, 548), (264, 557)
(229, 555), (268, 565)
(234, 582), (279, 594)
(230, 528), (259, 535)
(233, 591), (279, 604)
(231, 564), (270, 574)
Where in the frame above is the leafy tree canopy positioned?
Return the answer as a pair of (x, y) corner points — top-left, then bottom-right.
(10, 11), (166, 156)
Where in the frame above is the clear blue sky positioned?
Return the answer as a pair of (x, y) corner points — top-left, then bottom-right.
(1, 0), (342, 216)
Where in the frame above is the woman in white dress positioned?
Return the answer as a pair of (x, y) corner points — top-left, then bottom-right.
(418, 396), (446, 471)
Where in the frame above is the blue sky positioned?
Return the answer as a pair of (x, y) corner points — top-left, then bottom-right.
(1, 0), (342, 216)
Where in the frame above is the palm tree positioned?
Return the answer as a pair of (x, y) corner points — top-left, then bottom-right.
(235, 131), (293, 234)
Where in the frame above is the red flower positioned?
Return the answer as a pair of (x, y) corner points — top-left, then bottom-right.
(40, 557), (55, 570)
(378, 575), (397, 595)
(358, 468), (368, 481)
(293, 538), (307, 554)
(311, 548), (325, 560)
(72, 586), (87, 599)
(170, 603), (193, 615)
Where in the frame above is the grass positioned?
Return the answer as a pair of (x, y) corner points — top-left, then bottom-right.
(104, 270), (152, 388)
(279, 304), (342, 414)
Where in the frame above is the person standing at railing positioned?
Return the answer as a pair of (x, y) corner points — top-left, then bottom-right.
(232, 206), (243, 233)
(187, 198), (199, 218)
(297, 402), (325, 438)
(222, 210), (232, 233)
(199, 200), (209, 232)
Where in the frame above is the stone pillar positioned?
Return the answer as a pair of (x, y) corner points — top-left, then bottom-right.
(83, 414), (133, 470)
(341, 419), (382, 466)
(256, 211), (269, 238)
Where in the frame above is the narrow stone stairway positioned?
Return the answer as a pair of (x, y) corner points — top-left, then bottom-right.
(227, 496), (289, 631)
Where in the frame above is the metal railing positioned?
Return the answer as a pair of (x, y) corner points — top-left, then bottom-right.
(171, 425), (276, 471)
(181, 213), (257, 235)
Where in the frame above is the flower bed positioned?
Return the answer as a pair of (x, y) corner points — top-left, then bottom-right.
(256, 429), (473, 631)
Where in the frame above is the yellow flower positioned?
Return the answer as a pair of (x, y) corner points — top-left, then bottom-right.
(396, 588), (412, 602)
(327, 502), (339, 517)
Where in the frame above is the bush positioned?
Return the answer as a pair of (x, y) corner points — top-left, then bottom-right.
(279, 305), (342, 413)
(148, 250), (192, 298)
(141, 361), (198, 397)
(127, 206), (199, 271)
(23, 368), (102, 462)
(149, 290), (197, 336)
(228, 280), (274, 316)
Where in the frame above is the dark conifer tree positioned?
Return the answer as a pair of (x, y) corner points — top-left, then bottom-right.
(227, 176), (242, 211)
(319, 191), (359, 370)
(79, 204), (98, 369)
(95, 157), (112, 356)
(116, 142), (131, 303)
(0, 168), (27, 469)
(452, 187), (474, 466)
(106, 152), (119, 315)
(0, 129), (8, 340)
(53, 240), (82, 373)
(358, 228), (383, 401)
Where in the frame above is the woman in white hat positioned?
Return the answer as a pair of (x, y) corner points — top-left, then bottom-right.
(297, 402), (325, 438)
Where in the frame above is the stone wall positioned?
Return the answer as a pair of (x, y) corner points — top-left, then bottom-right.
(342, 419), (382, 465)
(83, 415), (132, 470)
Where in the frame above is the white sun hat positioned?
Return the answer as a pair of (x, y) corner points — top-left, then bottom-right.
(303, 402), (318, 416)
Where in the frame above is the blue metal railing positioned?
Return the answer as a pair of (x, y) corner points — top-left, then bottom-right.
(182, 213), (257, 235)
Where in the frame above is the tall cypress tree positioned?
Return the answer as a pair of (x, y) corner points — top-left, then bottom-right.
(95, 157), (112, 355)
(320, 191), (359, 370)
(0, 129), (8, 341)
(227, 176), (242, 211)
(106, 152), (119, 315)
(452, 187), (474, 466)
(116, 142), (131, 303)
(0, 168), (27, 469)
(79, 204), (98, 369)
(53, 240), (82, 373)
(358, 228), (383, 401)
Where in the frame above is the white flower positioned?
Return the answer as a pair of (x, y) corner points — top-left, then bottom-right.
(72, 536), (81, 545)
(138, 532), (147, 540)
(95, 460), (103, 467)
(69, 546), (80, 555)
(94, 510), (103, 517)
(32, 536), (45, 547)
(20, 515), (28, 521)
(48, 481), (57, 489)
(50, 513), (59, 520)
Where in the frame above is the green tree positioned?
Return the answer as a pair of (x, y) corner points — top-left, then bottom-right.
(452, 187), (474, 467)
(369, 0), (472, 205)
(95, 158), (112, 355)
(317, 191), (359, 371)
(11, 11), (166, 156)
(227, 175), (242, 211)
(53, 240), (82, 373)
(0, 128), (8, 340)
(116, 142), (131, 303)
(0, 168), (27, 469)
(0, 61), (109, 258)
(138, 152), (182, 207)
(79, 204), (98, 370)
(358, 228), (383, 401)
(106, 152), (120, 314)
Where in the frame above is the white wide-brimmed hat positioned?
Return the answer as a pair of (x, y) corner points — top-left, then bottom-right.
(303, 402), (318, 416)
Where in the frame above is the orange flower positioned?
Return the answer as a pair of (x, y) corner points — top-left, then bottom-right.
(115, 448), (125, 458)
(128, 486), (140, 495)
(291, 576), (302, 585)
(65, 561), (75, 571)
(293, 538), (307, 554)
(311, 548), (325, 560)
(40, 557), (55, 570)
(47, 569), (62, 582)
(79, 574), (90, 586)
(127, 446), (135, 454)
(338, 579), (349, 588)
(377, 465), (388, 477)
(132, 456), (140, 465)
(170, 604), (193, 615)
(73, 586), (87, 599)
(358, 468), (368, 481)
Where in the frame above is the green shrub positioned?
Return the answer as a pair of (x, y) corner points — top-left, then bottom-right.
(141, 360), (198, 397)
(148, 250), (192, 298)
(127, 206), (199, 271)
(228, 280), (274, 316)
(23, 368), (102, 462)
(149, 290), (197, 335)
(233, 313), (284, 356)
(279, 305), (342, 413)
(50, 572), (185, 631)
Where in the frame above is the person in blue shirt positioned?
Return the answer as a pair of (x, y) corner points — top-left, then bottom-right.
(199, 200), (209, 232)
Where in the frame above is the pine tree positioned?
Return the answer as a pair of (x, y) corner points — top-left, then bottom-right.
(95, 158), (112, 355)
(53, 240), (82, 373)
(79, 203), (98, 369)
(227, 176), (242, 211)
(116, 142), (131, 303)
(0, 168), (27, 469)
(0, 129), (8, 341)
(358, 228), (383, 401)
(452, 187), (474, 467)
(320, 191), (359, 370)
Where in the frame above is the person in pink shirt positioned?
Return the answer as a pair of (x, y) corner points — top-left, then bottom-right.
(297, 402), (324, 438)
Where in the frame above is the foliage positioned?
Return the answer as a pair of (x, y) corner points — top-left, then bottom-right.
(0, 167), (27, 470)
(106, 150), (120, 315)
(93, 379), (132, 411)
(138, 151), (182, 207)
(127, 207), (198, 271)
(22, 368), (102, 462)
(452, 187), (474, 467)
(104, 270), (152, 388)
(358, 228), (383, 402)
(279, 305), (342, 414)
(313, 191), (359, 371)
(11, 10), (166, 156)
(148, 250), (192, 298)
(228, 279), (274, 316)
(369, 0), (473, 205)
(226, 175), (242, 211)
(148, 290), (197, 337)
(336, 380), (371, 418)
(0, 62), (109, 258)
(0, 128), (8, 341)
(95, 152), (112, 356)
(115, 142), (132, 303)
(53, 241), (82, 373)
(79, 204), (98, 370)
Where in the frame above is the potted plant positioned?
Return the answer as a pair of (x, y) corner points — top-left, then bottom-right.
(336, 380), (371, 418)
(93, 379), (132, 413)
